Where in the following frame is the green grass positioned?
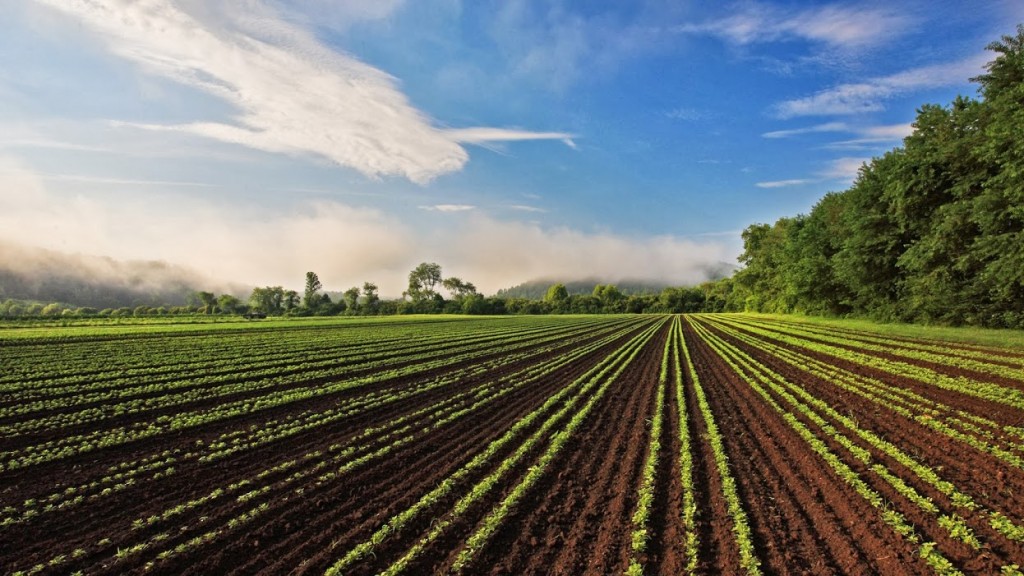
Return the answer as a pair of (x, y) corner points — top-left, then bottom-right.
(741, 313), (1024, 350)
(0, 314), (493, 340)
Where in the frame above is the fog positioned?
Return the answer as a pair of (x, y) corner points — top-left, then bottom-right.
(0, 157), (736, 301)
(0, 239), (235, 308)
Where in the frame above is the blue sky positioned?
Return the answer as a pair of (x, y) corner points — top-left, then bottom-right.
(1, 1), (1021, 295)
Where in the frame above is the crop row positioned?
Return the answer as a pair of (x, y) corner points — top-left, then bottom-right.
(0, 318), (614, 446)
(2, 317), (658, 575)
(730, 316), (1024, 384)
(0, 319), (637, 471)
(0, 317), (604, 415)
(0, 318), (643, 529)
(327, 317), (666, 575)
(708, 316), (1024, 471)
(689, 315), (1024, 575)
(7, 314), (1021, 575)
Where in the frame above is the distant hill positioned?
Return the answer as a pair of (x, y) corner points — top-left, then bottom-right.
(494, 262), (738, 299)
(494, 279), (666, 300)
(0, 240), (239, 309)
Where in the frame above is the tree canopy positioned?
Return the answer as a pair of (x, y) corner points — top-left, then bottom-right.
(718, 25), (1024, 328)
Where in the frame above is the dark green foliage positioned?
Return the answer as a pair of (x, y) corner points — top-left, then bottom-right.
(544, 283), (569, 307)
(303, 272), (323, 309)
(721, 25), (1024, 328)
(405, 262), (443, 302)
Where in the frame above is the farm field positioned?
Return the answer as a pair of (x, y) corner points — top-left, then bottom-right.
(2, 314), (1024, 575)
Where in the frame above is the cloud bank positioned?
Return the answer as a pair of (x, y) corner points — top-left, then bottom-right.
(679, 3), (911, 49)
(31, 0), (568, 184)
(773, 55), (989, 118)
(0, 158), (732, 296)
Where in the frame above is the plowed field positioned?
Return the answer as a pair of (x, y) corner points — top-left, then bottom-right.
(2, 314), (1023, 575)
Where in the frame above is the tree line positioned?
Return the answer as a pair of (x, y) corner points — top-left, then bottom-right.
(706, 25), (1024, 328)
(236, 265), (729, 317)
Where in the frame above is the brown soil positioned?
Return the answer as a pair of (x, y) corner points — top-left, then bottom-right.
(6, 315), (1024, 576)
(686, 318), (926, 575)
(1, 319), (649, 575)
(702, 320), (1024, 570)
(718, 319), (1024, 427)
(448, 320), (669, 576)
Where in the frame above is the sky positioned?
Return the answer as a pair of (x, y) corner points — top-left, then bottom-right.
(1, 0), (1021, 296)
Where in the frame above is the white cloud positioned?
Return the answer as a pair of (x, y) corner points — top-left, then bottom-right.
(0, 158), (731, 295)
(763, 121), (913, 148)
(280, 0), (406, 32)
(776, 83), (890, 117)
(445, 127), (576, 147)
(756, 179), (814, 188)
(824, 122), (914, 149)
(0, 119), (265, 164)
(503, 204), (546, 213)
(419, 204), (475, 212)
(757, 152), (883, 189)
(29, 0), (568, 184)
(819, 157), (870, 181)
(679, 3), (911, 49)
(861, 123), (915, 139)
(762, 122), (848, 138)
(774, 55), (989, 118)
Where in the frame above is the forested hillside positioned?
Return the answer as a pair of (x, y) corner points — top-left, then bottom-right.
(495, 263), (737, 300)
(496, 279), (669, 300)
(0, 240), (218, 309)
(722, 25), (1024, 328)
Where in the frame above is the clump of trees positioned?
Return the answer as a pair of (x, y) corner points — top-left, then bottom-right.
(400, 262), (482, 314)
(711, 25), (1024, 328)
(245, 273), (383, 317)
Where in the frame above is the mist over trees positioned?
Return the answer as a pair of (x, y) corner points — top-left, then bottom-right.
(718, 25), (1024, 328)
(498, 278), (681, 300)
(0, 240), (233, 309)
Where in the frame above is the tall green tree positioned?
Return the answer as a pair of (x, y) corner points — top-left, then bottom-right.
(734, 219), (796, 312)
(727, 25), (1024, 327)
(405, 262), (442, 302)
(970, 24), (1024, 325)
(193, 291), (217, 313)
(250, 286), (285, 315)
(442, 277), (477, 300)
(304, 271), (322, 308)
(831, 151), (909, 320)
(892, 98), (988, 323)
(362, 282), (380, 314)
(217, 294), (240, 314)
(342, 286), (360, 313)
(544, 283), (569, 313)
(283, 290), (300, 312)
(592, 284), (625, 312)
(785, 193), (853, 315)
